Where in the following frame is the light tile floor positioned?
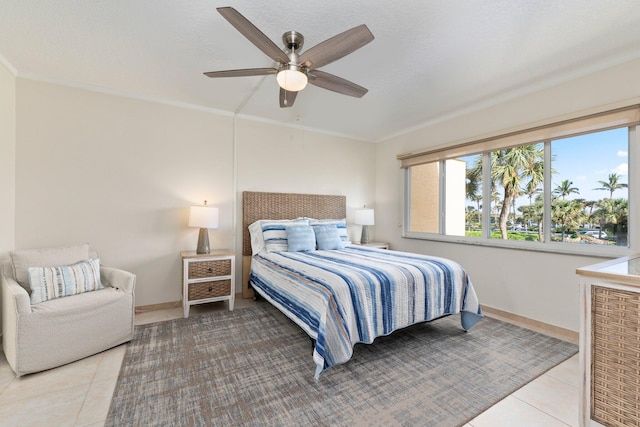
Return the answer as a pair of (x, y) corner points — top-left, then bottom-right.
(0, 298), (580, 426)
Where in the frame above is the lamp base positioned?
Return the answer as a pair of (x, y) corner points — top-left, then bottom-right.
(360, 225), (370, 244)
(196, 228), (210, 254)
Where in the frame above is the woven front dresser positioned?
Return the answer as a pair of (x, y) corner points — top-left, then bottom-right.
(577, 254), (640, 427)
(181, 250), (235, 318)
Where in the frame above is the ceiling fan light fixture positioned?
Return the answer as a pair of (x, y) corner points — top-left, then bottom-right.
(277, 68), (308, 92)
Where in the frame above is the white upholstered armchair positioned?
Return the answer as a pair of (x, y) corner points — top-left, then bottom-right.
(1, 243), (135, 376)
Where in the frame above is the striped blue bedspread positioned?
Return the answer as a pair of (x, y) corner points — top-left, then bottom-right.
(249, 245), (483, 379)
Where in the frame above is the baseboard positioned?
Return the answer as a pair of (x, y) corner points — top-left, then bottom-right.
(482, 305), (579, 345)
(134, 293), (246, 314)
(135, 300), (181, 314)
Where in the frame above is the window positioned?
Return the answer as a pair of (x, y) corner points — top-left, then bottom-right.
(550, 128), (628, 246)
(400, 106), (638, 254)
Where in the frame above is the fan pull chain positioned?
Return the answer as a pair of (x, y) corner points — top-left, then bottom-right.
(283, 74), (288, 105)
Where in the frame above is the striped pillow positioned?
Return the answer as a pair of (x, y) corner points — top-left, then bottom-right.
(28, 258), (104, 305)
(262, 219), (309, 252)
(286, 225), (316, 252)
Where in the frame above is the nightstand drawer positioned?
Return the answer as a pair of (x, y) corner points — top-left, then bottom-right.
(188, 259), (231, 279)
(188, 280), (232, 301)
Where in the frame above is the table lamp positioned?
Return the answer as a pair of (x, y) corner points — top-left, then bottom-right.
(355, 207), (375, 244)
(188, 201), (219, 254)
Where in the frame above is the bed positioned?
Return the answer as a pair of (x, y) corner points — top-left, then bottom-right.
(242, 191), (482, 379)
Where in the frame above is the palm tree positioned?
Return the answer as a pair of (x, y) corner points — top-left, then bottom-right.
(581, 199), (598, 230)
(553, 179), (580, 200)
(523, 182), (541, 228)
(594, 173), (628, 199)
(584, 200), (597, 215)
(466, 163), (481, 201)
(531, 195), (545, 242)
(466, 164), (483, 229)
(511, 193), (520, 229)
(465, 206), (476, 231)
(491, 144), (544, 239)
(470, 193), (482, 227)
(552, 200), (586, 241)
(591, 198), (628, 241)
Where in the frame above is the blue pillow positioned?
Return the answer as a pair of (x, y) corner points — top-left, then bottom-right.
(309, 219), (350, 244)
(313, 225), (345, 250)
(286, 225), (316, 252)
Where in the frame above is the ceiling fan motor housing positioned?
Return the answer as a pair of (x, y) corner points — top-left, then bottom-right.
(282, 31), (304, 52)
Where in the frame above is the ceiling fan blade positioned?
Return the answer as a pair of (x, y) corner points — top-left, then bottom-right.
(217, 7), (289, 64)
(279, 88), (298, 108)
(308, 70), (368, 98)
(204, 68), (277, 78)
(298, 24), (374, 69)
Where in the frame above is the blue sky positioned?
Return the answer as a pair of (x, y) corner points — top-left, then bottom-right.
(550, 127), (628, 202)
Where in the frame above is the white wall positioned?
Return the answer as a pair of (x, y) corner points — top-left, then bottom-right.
(0, 62), (15, 258)
(13, 79), (376, 307)
(0, 61), (16, 335)
(236, 118), (376, 242)
(376, 57), (640, 332)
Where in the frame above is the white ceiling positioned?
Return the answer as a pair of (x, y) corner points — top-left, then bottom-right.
(2, 0), (640, 142)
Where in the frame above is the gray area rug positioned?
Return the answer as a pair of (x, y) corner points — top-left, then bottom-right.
(106, 302), (577, 427)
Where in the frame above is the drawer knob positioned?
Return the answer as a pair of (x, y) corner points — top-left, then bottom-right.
(208, 286), (213, 292)
(207, 267), (213, 273)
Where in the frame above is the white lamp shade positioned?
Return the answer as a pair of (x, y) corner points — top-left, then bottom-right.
(354, 208), (375, 226)
(276, 69), (308, 92)
(188, 206), (219, 229)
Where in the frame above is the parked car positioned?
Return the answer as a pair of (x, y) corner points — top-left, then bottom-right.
(580, 230), (608, 238)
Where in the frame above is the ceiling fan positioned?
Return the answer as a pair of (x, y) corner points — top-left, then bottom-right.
(204, 7), (374, 108)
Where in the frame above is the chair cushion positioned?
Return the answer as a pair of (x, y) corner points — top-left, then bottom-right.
(10, 243), (90, 293)
(28, 258), (103, 305)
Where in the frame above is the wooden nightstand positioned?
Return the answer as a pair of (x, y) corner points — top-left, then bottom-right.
(181, 250), (235, 318)
(352, 242), (390, 249)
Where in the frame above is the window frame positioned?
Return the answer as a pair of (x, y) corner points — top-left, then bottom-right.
(400, 106), (639, 258)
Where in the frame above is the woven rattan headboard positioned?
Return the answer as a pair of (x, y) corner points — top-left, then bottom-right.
(242, 191), (347, 256)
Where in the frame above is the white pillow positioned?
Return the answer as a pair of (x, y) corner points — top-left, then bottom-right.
(28, 258), (104, 304)
(248, 220), (267, 255)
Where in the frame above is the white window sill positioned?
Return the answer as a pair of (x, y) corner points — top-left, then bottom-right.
(402, 232), (633, 259)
